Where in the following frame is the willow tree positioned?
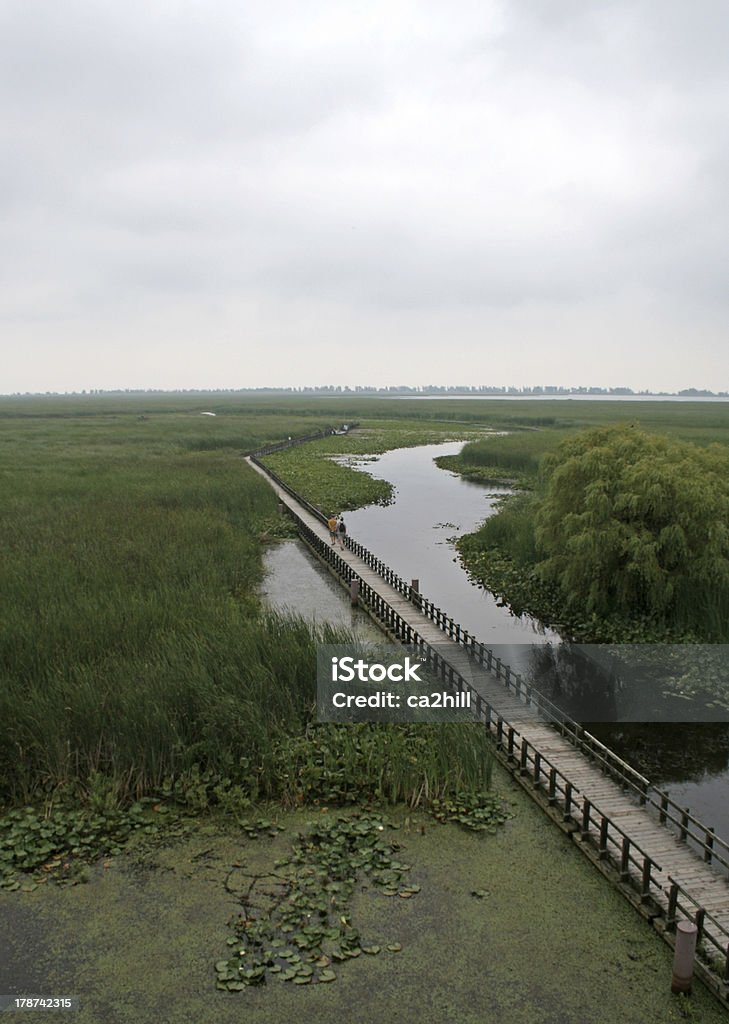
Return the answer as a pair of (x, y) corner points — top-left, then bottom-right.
(534, 424), (729, 636)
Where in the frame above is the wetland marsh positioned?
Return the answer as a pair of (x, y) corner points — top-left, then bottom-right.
(3, 393), (729, 1020)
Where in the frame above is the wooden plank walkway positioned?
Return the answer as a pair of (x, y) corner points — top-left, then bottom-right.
(248, 456), (729, 983)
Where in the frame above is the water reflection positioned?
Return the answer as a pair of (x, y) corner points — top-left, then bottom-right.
(341, 440), (729, 838)
(260, 539), (383, 642)
(341, 442), (559, 645)
(522, 643), (729, 724)
(588, 722), (729, 786)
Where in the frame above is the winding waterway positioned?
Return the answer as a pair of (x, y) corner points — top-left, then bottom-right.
(339, 443), (558, 648)
(262, 440), (729, 840)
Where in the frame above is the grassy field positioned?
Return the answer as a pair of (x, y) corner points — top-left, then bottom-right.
(0, 397), (497, 810)
(0, 402), (316, 805)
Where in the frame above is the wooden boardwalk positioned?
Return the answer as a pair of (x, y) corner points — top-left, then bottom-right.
(248, 455), (729, 993)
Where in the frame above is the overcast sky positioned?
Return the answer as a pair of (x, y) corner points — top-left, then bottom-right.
(2, 0), (728, 394)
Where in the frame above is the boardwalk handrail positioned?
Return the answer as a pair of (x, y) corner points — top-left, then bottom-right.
(250, 433), (729, 989)
(667, 876), (729, 982)
(251, 454), (329, 525)
(251, 422), (360, 462)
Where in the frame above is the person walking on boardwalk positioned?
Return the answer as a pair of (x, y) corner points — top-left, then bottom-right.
(337, 516), (347, 549)
(327, 514), (338, 546)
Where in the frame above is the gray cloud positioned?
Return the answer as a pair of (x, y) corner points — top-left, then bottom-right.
(1, 0), (728, 391)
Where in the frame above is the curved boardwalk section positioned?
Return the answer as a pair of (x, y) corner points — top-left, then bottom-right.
(247, 451), (729, 1004)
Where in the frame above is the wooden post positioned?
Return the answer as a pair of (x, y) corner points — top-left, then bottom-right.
(581, 799), (591, 840)
(659, 794), (669, 825)
(671, 921), (698, 994)
(667, 882), (679, 929)
(641, 858), (652, 902)
(680, 808), (690, 842)
(704, 828), (715, 864)
(620, 836), (630, 882)
(350, 578), (360, 606)
(564, 782), (573, 821)
(599, 817), (609, 859)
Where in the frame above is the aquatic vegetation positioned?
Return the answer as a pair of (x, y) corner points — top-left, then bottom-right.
(218, 813), (416, 989)
(0, 800), (163, 889)
(261, 419), (483, 511)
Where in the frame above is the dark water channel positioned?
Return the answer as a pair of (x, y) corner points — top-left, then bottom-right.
(263, 441), (729, 840)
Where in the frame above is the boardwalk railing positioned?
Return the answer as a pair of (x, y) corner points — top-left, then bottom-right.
(667, 878), (729, 982)
(251, 435), (729, 992)
(344, 521), (729, 876)
(252, 422), (360, 461)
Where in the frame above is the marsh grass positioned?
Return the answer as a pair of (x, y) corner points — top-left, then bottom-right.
(437, 401), (729, 485)
(277, 722), (493, 808)
(451, 429), (571, 478)
(0, 399), (494, 813)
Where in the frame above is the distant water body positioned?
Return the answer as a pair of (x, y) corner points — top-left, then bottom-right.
(393, 394), (729, 403)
